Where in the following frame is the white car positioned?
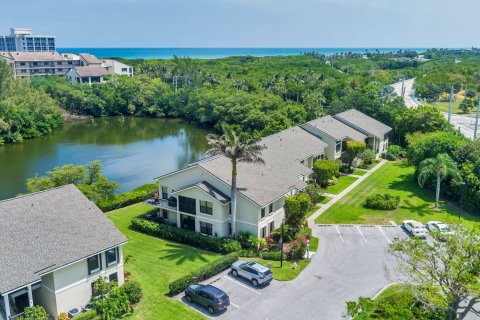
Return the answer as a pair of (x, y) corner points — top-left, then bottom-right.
(402, 220), (427, 238)
(425, 221), (454, 237)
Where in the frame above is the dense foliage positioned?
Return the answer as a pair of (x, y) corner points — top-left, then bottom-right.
(347, 285), (445, 320)
(25, 160), (119, 203)
(131, 216), (241, 254)
(97, 183), (158, 212)
(18, 306), (49, 320)
(168, 252), (239, 296)
(0, 59), (62, 144)
(92, 278), (132, 320)
(313, 159), (340, 187)
(284, 193), (313, 233)
(365, 193), (400, 210)
(405, 131), (480, 213)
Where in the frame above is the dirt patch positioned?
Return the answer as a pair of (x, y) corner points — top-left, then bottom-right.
(59, 107), (92, 122)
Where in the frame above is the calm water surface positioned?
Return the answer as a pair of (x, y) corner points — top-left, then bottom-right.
(0, 117), (211, 200)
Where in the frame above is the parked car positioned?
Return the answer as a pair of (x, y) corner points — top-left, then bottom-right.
(402, 220), (427, 238)
(185, 284), (230, 314)
(231, 261), (273, 287)
(425, 221), (454, 239)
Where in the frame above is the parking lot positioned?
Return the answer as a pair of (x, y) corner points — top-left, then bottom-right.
(175, 225), (416, 320)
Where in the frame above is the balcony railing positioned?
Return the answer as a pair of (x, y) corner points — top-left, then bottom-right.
(147, 198), (176, 209)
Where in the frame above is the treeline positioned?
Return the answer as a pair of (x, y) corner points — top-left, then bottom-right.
(32, 55), (404, 138)
(0, 59), (62, 144)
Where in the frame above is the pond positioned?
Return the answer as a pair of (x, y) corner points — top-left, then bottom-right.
(0, 117), (211, 200)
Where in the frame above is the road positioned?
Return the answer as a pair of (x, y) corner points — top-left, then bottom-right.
(179, 225), (405, 320)
(391, 78), (422, 108)
(391, 78), (479, 139)
(443, 112), (479, 140)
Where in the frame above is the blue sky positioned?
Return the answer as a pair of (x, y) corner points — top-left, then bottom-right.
(1, 0), (478, 48)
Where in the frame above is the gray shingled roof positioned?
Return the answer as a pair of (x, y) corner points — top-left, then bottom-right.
(79, 53), (102, 65)
(333, 109), (392, 139)
(175, 181), (231, 204)
(74, 66), (108, 77)
(198, 126), (328, 207)
(0, 51), (64, 62)
(0, 185), (127, 294)
(302, 115), (367, 141)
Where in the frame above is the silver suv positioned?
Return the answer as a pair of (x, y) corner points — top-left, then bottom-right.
(230, 261), (273, 287)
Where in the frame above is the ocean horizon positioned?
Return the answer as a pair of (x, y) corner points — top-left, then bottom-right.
(57, 47), (428, 60)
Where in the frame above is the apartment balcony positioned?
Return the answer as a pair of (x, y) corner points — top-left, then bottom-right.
(147, 198), (177, 210)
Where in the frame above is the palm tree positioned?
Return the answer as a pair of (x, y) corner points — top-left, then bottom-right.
(206, 124), (266, 237)
(417, 153), (459, 208)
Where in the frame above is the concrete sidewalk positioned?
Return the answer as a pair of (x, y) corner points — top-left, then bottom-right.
(307, 160), (387, 237)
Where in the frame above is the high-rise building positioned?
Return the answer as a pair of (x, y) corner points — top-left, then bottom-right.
(0, 28), (55, 52)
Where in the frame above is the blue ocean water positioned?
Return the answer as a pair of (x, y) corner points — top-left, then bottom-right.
(57, 47), (427, 60)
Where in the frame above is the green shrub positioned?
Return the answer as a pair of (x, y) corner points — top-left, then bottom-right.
(284, 193), (313, 232)
(168, 253), (239, 296)
(237, 231), (259, 249)
(239, 248), (260, 257)
(365, 193), (400, 210)
(304, 183), (324, 204)
(94, 286), (131, 320)
(261, 250), (282, 261)
(72, 311), (99, 320)
(122, 280), (142, 304)
(97, 183), (157, 212)
(131, 217), (241, 254)
(18, 306), (48, 320)
(313, 160), (340, 187)
(286, 236), (308, 260)
(359, 149), (376, 165)
(384, 145), (405, 160)
(339, 163), (354, 174)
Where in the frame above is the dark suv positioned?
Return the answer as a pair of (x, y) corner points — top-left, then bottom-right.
(185, 284), (230, 314)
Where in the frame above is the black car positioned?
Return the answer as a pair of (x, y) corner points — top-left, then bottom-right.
(185, 284), (230, 314)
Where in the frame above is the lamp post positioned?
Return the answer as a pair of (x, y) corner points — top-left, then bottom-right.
(280, 218), (285, 268)
(474, 97), (480, 140)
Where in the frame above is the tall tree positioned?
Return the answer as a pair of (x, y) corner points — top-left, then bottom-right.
(206, 124), (266, 236)
(417, 153), (460, 208)
(389, 225), (480, 320)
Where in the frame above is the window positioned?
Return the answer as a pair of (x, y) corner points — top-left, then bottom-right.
(162, 209), (168, 219)
(261, 208), (265, 219)
(200, 221), (213, 236)
(228, 223), (232, 235)
(199, 200), (213, 215)
(269, 203), (274, 213)
(179, 196), (196, 215)
(335, 141), (342, 153)
(161, 186), (168, 199)
(87, 254), (101, 275)
(269, 221), (275, 233)
(121, 68), (128, 72)
(260, 226), (267, 238)
(109, 272), (118, 283)
(106, 248), (118, 266)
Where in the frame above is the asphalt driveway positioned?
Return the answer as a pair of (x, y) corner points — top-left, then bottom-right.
(177, 224), (407, 320)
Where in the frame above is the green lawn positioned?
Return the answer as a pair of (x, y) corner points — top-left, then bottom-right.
(423, 95), (467, 115)
(353, 169), (367, 176)
(319, 195), (332, 204)
(316, 161), (480, 227)
(108, 203), (220, 320)
(244, 258), (310, 281)
(324, 176), (358, 195)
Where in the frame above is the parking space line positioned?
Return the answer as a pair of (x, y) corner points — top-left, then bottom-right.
(223, 276), (262, 295)
(356, 226), (367, 243)
(377, 226), (391, 243)
(230, 302), (241, 308)
(334, 225), (345, 243)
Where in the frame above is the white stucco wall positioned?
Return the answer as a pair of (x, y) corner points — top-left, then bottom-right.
(50, 246), (124, 316)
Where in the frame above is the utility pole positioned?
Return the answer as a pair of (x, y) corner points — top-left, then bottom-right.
(448, 86), (454, 124)
(280, 218), (285, 268)
(474, 97), (480, 140)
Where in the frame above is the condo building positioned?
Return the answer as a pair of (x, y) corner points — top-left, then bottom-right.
(0, 28), (55, 52)
(155, 109), (392, 239)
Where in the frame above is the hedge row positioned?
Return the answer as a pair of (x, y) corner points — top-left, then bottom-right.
(131, 217), (241, 254)
(98, 183), (158, 212)
(365, 193), (400, 210)
(168, 253), (239, 296)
